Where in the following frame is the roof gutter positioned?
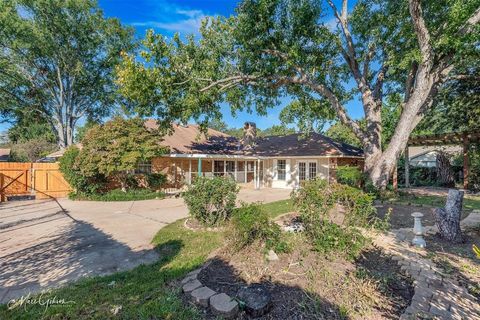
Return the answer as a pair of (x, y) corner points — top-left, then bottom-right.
(166, 154), (363, 160)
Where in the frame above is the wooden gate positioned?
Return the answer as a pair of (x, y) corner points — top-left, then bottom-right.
(0, 162), (71, 201)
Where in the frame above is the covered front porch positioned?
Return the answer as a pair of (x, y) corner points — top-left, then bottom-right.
(152, 155), (264, 189)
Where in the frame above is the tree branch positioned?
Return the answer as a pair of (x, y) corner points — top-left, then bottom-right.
(404, 61), (418, 103)
(458, 7), (480, 35)
(409, 0), (433, 66)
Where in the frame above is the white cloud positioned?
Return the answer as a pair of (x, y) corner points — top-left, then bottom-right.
(132, 3), (208, 35)
(325, 17), (339, 32)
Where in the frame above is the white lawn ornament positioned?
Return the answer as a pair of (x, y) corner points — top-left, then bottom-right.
(412, 212), (426, 248)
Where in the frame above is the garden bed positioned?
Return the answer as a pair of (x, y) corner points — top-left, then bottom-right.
(194, 236), (413, 319)
(375, 203), (471, 229)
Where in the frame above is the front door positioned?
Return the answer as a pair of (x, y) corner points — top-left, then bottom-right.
(298, 160), (317, 182)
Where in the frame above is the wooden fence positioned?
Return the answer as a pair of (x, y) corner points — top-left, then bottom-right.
(0, 162), (71, 201)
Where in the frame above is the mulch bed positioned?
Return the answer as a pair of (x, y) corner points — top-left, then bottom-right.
(375, 203), (470, 229)
(196, 241), (413, 319)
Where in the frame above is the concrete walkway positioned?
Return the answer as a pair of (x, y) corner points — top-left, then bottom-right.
(0, 188), (290, 304)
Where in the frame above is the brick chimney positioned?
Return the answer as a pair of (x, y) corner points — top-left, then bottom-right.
(242, 122), (257, 149)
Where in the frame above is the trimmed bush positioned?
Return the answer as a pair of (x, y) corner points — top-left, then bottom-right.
(291, 179), (387, 259)
(229, 202), (289, 252)
(59, 146), (106, 194)
(336, 165), (363, 188)
(182, 176), (239, 227)
(145, 173), (167, 190)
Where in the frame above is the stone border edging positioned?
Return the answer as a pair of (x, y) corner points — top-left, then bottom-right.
(180, 265), (240, 319)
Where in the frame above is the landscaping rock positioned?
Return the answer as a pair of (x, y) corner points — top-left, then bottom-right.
(186, 268), (203, 277)
(210, 293), (239, 318)
(181, 274), (197, 284)
(182, 279), (202, 293)
(190, 286), (216, 307)
(265, 249), (279, 261)
(237, 284), (272, 317)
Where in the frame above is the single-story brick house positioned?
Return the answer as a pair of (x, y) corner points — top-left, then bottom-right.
(144, 120), (364, 189)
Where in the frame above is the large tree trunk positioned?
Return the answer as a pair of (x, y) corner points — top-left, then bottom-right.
(52, 113), (75, 148)
(433, 189), (463, 243)
(366, 63), (440, 189)
(436, 151), (454, 187)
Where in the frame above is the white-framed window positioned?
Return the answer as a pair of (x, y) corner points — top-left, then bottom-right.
(277, 159), (286, 181)
(298, 160), (317, 181)
(135, 160), (152, 174)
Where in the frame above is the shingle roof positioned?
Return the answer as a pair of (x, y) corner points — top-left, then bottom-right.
(250, 132), (363, 157)
(145, 120), (242, 155)
(146, 120), (363, 158)
(0, 148), (10, 161)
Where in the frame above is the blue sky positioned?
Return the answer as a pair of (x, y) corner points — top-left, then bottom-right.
(1, 0), (363, 133)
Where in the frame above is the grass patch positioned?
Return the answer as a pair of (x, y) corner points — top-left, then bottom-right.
(0, 220), (223, 320)
(70, 188), (165, 201)
(261, 199), (294, 218)
(393, 192), (480, 211)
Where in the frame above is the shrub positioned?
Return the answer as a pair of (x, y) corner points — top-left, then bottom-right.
(229, 203), (289, 252)
(336, 165), (363, 187)
(145, 173), (167, 190)
(59, 146), (106, 194)
(291, 179), (387, 259)
(182, 176), (239, 227)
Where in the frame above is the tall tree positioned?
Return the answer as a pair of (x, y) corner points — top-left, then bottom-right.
(0, 0), (134, 148)
(117, 0), (479, 188)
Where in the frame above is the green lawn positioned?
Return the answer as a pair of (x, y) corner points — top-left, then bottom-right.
(262, 199), (294, 218)
(70, 188), (165, 201)
(0, 199), (292, 320)
(392, 192), (480, 211)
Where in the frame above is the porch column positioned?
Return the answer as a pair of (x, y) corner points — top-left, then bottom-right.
(254, 160), (257, 189)
(393, 164), (398, 191)
(405, 147), (410, 188)
(257, 159), (261, 189)
(463, 135), (469, 190)
(198, 158), (202, 177)
(189, 159), (192, 184)
(212, 160), (214, 176)
(234, 160), (237, 182)
(244, 160), (247, 183)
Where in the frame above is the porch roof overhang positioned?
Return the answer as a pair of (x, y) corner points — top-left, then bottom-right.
(166, 153), (364, 160)
(167, 153), (263, 160)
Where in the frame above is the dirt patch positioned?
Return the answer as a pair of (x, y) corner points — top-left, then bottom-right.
(375, 203), (470, 229)
(355, 247), (414, 316)
(196, 236), (413, 319)
(423, 227), (480, 300)
(184, 218), (224, 232)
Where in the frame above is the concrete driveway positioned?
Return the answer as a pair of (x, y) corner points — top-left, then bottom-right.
(0, 188), (290, 304)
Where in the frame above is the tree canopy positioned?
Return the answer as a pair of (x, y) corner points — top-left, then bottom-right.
(117, 0), (479, 188)
(0, 0), (134, 148)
